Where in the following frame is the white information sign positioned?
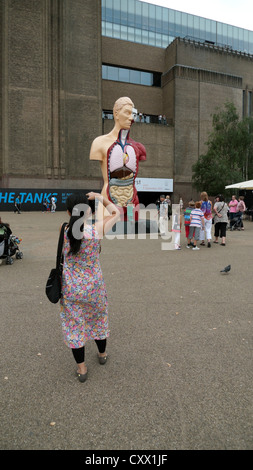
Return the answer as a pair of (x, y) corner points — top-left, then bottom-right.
(135, 178), (173, 192)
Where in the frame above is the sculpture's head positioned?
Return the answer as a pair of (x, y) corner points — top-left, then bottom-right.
(113, 97), (137, 129)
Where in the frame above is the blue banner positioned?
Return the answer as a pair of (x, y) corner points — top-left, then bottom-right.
(0, 189), (96, 211)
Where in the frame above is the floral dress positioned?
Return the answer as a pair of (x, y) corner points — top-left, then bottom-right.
(60, 225), (109, 349)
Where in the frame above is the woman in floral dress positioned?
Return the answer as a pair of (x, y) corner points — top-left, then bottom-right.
(60, 192), (120, 382)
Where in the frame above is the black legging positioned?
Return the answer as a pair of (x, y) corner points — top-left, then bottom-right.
(72, 339), (107, 364)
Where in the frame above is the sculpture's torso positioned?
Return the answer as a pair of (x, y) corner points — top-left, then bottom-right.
(107, 129), (137, 209)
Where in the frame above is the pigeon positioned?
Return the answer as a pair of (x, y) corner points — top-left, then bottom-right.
(220, 264), (231, 273)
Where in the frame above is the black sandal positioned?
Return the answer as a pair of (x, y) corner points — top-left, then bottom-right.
(98, 354), (108, 365)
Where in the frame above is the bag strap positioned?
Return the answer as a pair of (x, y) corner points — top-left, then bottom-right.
(56, 222), (68, 269)
(215, 202), (225, 215)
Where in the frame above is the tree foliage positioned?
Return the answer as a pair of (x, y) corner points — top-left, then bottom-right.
(192, 102), (253, 196)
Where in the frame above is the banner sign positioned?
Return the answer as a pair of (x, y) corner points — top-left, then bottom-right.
(135, 178), (173, 192)
(0, 188), (95, 211)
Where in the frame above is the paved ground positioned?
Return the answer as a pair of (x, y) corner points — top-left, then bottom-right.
(0, 210), (252, 450)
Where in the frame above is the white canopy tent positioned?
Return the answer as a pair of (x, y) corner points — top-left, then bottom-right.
(225, 180), (253, 190)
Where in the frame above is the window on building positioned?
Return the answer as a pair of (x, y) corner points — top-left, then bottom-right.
(102, 64), (161, 87)
(101, 0), (253, 53)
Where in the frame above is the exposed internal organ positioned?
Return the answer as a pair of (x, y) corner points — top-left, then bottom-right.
(108, 143), (137, 207)
(109, 173), (134, 207)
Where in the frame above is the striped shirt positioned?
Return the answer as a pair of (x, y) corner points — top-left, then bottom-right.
(190, 208), (204, 227)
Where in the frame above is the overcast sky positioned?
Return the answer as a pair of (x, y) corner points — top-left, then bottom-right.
(139, 0), (253, 31)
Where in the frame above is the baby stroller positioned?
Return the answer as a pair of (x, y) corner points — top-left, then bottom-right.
(0, 224), (23, 265)
(230, 213), (242, 231)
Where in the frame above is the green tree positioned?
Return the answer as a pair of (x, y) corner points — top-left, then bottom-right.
(192, 102), (253, 196)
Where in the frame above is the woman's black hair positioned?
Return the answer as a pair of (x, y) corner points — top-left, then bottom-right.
(66, 192), (90, 254)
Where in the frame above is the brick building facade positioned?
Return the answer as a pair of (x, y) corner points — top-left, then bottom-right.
(1, 0), (253, 207)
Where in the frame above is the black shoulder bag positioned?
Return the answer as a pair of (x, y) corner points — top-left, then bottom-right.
(45, 223), (68, 304)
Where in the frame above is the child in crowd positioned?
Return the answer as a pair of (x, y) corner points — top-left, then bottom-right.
(184, 200), (195, 240)
(187, 201), (205, 250)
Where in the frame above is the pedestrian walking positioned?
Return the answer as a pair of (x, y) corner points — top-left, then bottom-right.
(236, 196), (246, 230)
(213, 194), (228, 245)
(14, 195), (21, 214)
(51, 196), (56, 212)
(229, 195), (238, 229)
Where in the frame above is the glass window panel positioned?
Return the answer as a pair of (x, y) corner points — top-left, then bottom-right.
(141, 71), (152, 86)
(149, 31), (156, 46)
(135, 2), (142, 29)
(205, 19), (213, 42)
(128, 0), (135, 27)
(187, 14), (194, 38)
(193, 15), (200, 38)
(222, 23), (228, 45)
(142, 3), (149, 30)
(205, 19), (211, 33)
(113, 0), (120, 24)
(232, 25), (239, 50)
(105, 21), (113, 37)
(119, 68), (130, 83)
(210, 20), (216, 43)
(248, 31), (253, 54)
(181, 23), (188, 38)
(121, 25), (128, 41)
(161, 8), (169, 34)
(101, 20), (106, 36)
(148, 4), (156, 32)
(238, 27), (244, 51)
(168, 8), (175, 37)
(227, 25), (233, 47)
(175, 11), (182, 35)
(107, 65), (118, 81)
(142, 29), (149, 45)
(238, 27), (244, 40)
(101, 0), (106, 20)
(130, 69), (141, 84)
(199, 17), (206, 40)
(135, 28), (142, 44)
(243, 29), (249, 52)
(127, 26), (135, 42)
(217, 22), (223, 44)
(120, 0), (128, 26)
(156, 6), (162, 33)
(105, 0), (113, 22)
(182, 12), (187, 28)
(162, 34), (170, 48)
(113, 23), (120, 38)
(155, 33), (162, 48)
(102, 65), (107, 80)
